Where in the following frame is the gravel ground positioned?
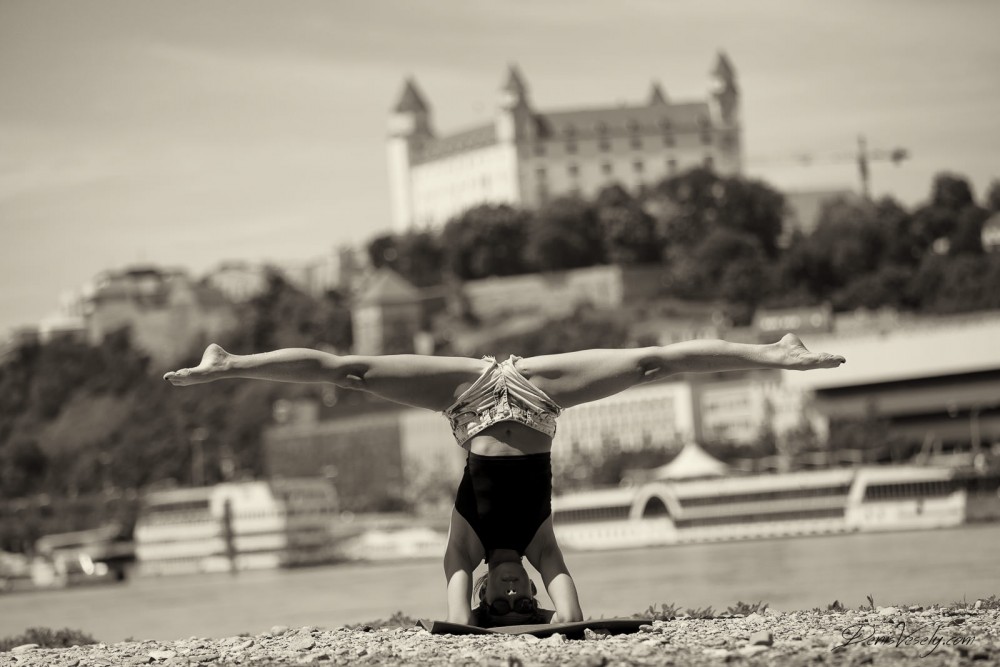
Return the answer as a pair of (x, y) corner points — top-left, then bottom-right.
(2, 604), (997, 667)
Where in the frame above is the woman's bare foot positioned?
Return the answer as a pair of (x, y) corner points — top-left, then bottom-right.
(163, 344), (232, 386)
(775, 333), (845, 370)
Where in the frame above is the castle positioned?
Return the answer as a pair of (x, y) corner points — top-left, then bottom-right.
(386, 53), (742, 231)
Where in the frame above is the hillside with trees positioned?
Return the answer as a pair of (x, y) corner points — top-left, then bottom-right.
(369, 169), (1000, 324)
(1, 168), (998, 551)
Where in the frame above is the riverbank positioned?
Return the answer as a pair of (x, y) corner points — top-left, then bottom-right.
(3, 601), (998, 667)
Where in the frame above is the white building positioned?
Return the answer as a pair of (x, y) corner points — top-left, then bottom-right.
(387, 54), (742, 231)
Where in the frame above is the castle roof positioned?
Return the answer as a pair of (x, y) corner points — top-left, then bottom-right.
(410, 99), (711, 164)
(393, 78), (430, 114)
(503, 64), (529, 98)
(713, 51), (736, 81)
(535, 100), (711, 138)
(411, 124), (498, 164)
(648, 82), (668, 105)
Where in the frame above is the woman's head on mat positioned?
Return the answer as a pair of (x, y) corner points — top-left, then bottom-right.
(473, 564), (543, 626)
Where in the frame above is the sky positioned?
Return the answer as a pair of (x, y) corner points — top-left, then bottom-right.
(1, 0), (998, 334)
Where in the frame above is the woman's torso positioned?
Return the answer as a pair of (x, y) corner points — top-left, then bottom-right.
(463, 422), (553, 457)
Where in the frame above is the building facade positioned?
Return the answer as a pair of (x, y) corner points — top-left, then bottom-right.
(387, 54), (742, 231)
(66, 266), (237, 366)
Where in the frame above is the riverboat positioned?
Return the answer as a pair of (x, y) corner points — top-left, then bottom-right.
(552, 452), (976, 551)
(133, 479), (339, 576)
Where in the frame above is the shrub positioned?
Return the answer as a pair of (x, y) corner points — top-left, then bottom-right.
(0, 627), (97, 652)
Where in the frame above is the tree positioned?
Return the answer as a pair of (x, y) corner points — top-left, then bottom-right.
(985, 179), (1000, 213)
(0, 439), (47, 499)
(873, 196), (921, 267)
(594, 185), (660, 265)
(910, 172), (980, 257)
(526, 197), (605, 271)
(775, 196), (884, 303)
(948, 205), (988, 256)
(647, 168), (786, 259)
(365, 231), (443, 287)
(930, 172), (975, 211)
(441, 204), (533, 280)
(713, 177), (785, 258)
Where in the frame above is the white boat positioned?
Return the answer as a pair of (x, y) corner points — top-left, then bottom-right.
(552, 464), (968, 551)
(134, 479), (340, 576)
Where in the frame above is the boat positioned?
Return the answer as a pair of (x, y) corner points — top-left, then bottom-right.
(31, 523), (134, 587)
(552, 460), (976, 551)
(133, 479), (340, 576)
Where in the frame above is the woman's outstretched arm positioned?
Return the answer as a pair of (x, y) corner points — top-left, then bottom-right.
(163, 344), (489, 412)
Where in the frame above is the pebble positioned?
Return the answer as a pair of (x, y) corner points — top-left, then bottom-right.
(749, 630), (773, 646)
(269, 625), (289, 636)
(12, 644), (39, 654)
(148, 650), (176, 661)
(288, 637), (315, 651)
(876, 606), (900, 616)
(739, 644), (770, 657)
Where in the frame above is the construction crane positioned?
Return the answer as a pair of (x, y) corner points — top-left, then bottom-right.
(756, 135), (910, 200)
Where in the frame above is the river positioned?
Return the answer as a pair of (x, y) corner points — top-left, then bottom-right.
(3, 524), (998, 643)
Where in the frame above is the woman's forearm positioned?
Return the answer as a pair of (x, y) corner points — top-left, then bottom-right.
(445, 567), (475, 624)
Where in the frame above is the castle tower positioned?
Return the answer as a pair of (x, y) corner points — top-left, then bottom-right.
(387, 78), (434, 231)
(648, 81), (668, 106)
(709, 51), (742, 173)
(495, 64), (535, 144)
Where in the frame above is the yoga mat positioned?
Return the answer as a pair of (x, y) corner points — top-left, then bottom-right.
(418, 618), (652, 638)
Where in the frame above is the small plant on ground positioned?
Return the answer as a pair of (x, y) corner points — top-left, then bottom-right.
(827, 600), (847, 612)
(0, 628), (98, 652)
(859, 593), (876, 612)
(637, 602), (680, 621)
(685, 606), (715, 619)
(977, 595), (1000, 610)
(726, 600), (768, 616)
(350, 610), (418, 630)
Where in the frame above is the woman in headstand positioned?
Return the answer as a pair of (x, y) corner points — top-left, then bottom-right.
(165, 334), (844, 626)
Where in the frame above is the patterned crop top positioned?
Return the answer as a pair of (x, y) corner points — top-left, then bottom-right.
(443, 355), (562, 446)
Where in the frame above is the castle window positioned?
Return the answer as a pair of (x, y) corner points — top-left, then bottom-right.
(536, 167), (547, 181)
(567, 141), (577, 154)
(703, 155), (714, 170)
(667, 158), (677, 175)
(633, 159), (644, 174)
(599, 138), (611, 151)
(627, 119), (640, 133)
(662, 133), (675, 148)
(568, 164), (579, 178)
(601, 161), (613, 176)
(534, 143), (546, 156)
(631, 136), (642, 150)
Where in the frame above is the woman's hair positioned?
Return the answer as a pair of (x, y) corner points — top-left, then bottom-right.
(471, 570), (546, 628)
(472, 572), (490, 605)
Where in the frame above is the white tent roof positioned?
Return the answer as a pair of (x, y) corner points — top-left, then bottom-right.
(651, 442), (730, 480)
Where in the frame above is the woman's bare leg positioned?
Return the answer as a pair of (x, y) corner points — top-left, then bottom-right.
(517, 333), (845, 409)
(164, 344), (489, 411)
